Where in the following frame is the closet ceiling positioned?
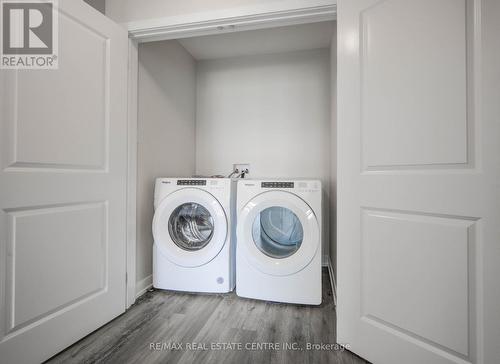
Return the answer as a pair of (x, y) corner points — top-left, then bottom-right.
(177, 21), (335, 60)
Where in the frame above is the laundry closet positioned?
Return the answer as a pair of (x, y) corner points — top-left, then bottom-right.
(134, 21), (337, 293)
(2, 0), (499, 362)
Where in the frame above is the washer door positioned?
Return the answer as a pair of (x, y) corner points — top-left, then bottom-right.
(238, 190), (319, 276)
(153, 188), (228, 267)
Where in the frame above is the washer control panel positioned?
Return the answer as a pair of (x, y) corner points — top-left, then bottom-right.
(177, 179), (206, 186)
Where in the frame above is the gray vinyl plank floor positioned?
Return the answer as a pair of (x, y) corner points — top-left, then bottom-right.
(47, 269), (369, 364)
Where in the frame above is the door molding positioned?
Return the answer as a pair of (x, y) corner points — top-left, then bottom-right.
(126, 39), (138, 309)
(125, 2), (337, 43)
(125, 3), (336, 305)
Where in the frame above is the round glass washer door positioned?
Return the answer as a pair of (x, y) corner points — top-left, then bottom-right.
(153, 188), (227, 267)
(237, 190), (319, 276)
(168, 203), (214, 251)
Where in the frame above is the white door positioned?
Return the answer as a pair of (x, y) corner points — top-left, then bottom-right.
(0, 1), (129, 363)
(337, 0), (500, 363)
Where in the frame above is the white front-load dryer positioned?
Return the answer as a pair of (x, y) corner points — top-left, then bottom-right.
(236, 179), (322, 305)
(153, 178), (236, 293)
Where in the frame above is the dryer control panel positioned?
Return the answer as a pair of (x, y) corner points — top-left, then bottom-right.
(261, 182), (294, 188)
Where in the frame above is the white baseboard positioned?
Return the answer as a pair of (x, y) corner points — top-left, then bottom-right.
(322, 254), (329, 267)
(136, 275), (153, 299)
(326, 257), (337, 306)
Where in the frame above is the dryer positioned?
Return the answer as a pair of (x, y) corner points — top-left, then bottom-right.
(236, 179), (322, 305)
(152, 178), (236, 293)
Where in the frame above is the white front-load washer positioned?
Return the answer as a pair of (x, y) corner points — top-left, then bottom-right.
(236, 179), (322, 305)
(152, 178), (236, 293)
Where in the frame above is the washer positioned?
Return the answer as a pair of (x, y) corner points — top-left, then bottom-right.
(152, 178), (236, 293)
(236, 179), (322, 305)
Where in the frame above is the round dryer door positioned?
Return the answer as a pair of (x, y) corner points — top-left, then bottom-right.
(153, 188), (228, 267)
(238, 190), (319, 276)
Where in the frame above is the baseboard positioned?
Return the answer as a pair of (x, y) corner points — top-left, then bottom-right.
(326, 257), (337, 306)
(322, 254), (329, 267)
(136, 275), (153, 299)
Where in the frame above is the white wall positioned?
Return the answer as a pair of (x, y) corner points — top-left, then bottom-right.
(137, 41), (196, 288)
(195, 48), (331, 258)
(105, 0), (334, 24)
(83, 0), (105, 14)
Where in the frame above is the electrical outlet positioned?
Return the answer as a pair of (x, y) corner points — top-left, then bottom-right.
(233, 163), (250, 175)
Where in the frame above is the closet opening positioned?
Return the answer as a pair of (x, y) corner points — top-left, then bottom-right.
(134, 20), (337, 301)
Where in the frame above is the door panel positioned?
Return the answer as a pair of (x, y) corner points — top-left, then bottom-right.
(337, 0), (500, 363)
(361, 0), (468, 169)
(361, 209), (472, 357)
(4, 12), (108, 170)
(0, 1), (129, 363)
(7, 202), (107, 333)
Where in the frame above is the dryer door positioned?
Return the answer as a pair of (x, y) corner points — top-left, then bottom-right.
(153, 188), (228, 267)
(238, 191), (320, 276)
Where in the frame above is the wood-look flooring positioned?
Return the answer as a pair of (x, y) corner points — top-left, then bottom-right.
(47, 269), (369, 364)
